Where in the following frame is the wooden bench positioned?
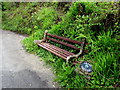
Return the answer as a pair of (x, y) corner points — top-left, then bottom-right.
(34, 30), (88, 62)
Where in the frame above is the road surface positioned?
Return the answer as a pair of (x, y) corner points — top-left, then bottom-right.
(0, 30), (57, 88)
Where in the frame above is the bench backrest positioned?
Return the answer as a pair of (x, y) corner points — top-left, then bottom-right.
(44, 31), (88, 53)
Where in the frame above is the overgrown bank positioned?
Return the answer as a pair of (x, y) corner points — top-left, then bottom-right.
(2, 2), (120, 88)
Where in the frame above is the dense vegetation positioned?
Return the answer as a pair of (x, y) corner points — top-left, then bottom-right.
(2, 2), (120, 88)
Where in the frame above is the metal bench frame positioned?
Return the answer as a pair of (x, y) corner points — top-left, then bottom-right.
(34, 30), (88, 62)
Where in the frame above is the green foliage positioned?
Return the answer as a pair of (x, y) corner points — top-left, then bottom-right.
(2, 2), (13, 10)
(89, 31), (120, 87)
(2, 2), (120, 88)
(22, 29), (44, 52)
(36, 7), (57, 29)
(2, 2), (58, 34)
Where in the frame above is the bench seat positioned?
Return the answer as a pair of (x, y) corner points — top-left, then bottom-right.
(37, 42), (75, 60)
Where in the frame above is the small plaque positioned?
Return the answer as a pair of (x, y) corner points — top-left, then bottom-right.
(80, 61), (92, 73)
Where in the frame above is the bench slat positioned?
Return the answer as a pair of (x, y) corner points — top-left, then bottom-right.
(37, 42), (76, 60)
(40, 43), (70, 57)
(47, 37), (80, 50)
(38, 43), (67, 60)
(47, 37), (88, 53)
(42, 42), (75, 56)
(47, 33), (88, 45)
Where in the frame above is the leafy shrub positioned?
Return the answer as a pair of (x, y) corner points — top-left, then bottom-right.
(2, 2), (58, 34)
(36, 7), (57, 29)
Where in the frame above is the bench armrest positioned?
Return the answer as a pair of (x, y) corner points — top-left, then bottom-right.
(34, 30), (48, 44)
(66, 38), (86, 62)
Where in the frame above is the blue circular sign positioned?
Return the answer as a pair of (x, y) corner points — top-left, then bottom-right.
(80, 61), (92, 73)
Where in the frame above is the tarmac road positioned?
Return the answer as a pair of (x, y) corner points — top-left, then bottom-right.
(0, 30), (57, 88)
